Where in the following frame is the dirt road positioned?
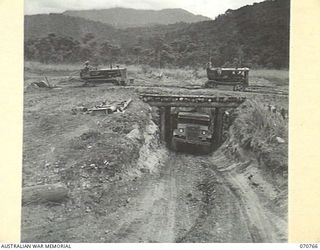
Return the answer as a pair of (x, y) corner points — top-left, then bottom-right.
(23, 149), (286, 242)
(94, 151), (286, 243)
(22, 67), (287, 243)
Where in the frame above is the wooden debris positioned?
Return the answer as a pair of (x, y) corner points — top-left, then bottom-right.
(276, 137), (285, 144)
(31, 81), (50, 88)
(72, 99), (132, 115)
(71, 106), (88, 114)
(30, 76), (56, 88)
(44, 76), (51, 87)
(117, 98), (132, 112)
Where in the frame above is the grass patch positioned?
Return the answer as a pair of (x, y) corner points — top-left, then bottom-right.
(250, 69), (289, 86)
(25, 61), (82, 73)
(127, 64), (205, 80)
(68, 131), (141, 172)
(25, 61), (288, 87)
(231, 99), (288, 172)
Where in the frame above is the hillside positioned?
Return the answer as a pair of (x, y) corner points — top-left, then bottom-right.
(24, 14), (118, 41)
(160, 0), (290, 68)
(24, 0), (290, 68)
(63, 7), (210, 28)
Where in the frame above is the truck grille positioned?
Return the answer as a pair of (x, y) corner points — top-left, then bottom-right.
(186, 126), (199, 140)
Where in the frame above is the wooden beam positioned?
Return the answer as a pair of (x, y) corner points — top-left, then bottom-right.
(140, 94), (245, 108)
(145, 101), (241, 108)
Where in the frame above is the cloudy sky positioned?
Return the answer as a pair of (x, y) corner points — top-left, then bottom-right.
(25, 0), (265, 19)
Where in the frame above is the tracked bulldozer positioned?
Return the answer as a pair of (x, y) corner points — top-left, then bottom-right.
(80, 66), (128, 86)
(205, 65), (249, 91)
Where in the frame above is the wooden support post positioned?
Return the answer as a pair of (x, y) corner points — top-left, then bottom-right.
(159, 106), (171, 144)
(210, 108), (215, 149)
(213, 108), (224, 147)
(164, 107), (171, 144)
(159, 107), (166, 142)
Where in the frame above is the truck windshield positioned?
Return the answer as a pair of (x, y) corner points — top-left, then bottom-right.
(178, 118), (210, 126)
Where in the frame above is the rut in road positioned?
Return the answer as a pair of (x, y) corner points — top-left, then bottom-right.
(107, 152), (178, 242)
(177, 151), (287, 242)
(105, 151), (286, 242)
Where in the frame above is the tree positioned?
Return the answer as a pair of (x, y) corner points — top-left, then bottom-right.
(81, 33), (95, 44)
(131, 46), (142, 64)
(100, 41), (121, 67)
(149, 35), (165, 68)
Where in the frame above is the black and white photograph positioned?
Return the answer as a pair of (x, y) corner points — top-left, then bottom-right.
(22, 0), (290, 243)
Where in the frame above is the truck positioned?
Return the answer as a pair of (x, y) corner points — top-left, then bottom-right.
(205, 66), (250, 91)
(80, 67), (129, 86)
(171, 111), (213, 153)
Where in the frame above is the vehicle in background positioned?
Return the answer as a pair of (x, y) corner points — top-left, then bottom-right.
(205, 66), (249, 91)
(171, 111), (213, 153)
(80, 66), (129, 86)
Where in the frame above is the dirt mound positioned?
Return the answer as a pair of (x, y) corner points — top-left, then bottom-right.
(22, 109), (168, 242)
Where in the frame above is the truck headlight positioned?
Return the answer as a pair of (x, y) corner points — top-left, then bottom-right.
(201, 130), (207, 135)
(179, 128), (184, 133)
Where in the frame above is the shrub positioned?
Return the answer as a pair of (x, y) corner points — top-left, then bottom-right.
(231, 100), (288, 171)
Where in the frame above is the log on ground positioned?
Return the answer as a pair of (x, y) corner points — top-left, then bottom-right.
(22, 183), (69, 206)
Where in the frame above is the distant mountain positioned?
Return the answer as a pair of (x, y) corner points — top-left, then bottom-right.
(24, 0), (290, 69)
(63, 7), (210, 28)
(24, 14), (118, 41)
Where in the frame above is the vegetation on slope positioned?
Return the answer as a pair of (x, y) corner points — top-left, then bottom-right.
(63, 7), (210, 28)
(24, 0), (290, 69)
(229, 99), (288, 174)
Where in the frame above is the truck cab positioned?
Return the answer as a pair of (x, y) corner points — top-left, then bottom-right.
(172, 111), (213, 152)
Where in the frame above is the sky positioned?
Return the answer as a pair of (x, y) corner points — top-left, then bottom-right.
(25, 0), (265, 19)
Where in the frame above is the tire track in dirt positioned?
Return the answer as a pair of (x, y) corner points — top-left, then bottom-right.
(211, 151), (287, 242)
(22, 149), (286, 242)
(176, 156), (253, 243)
(223, 170), (287, 242)
(104, 152), (205, 243)
(104, 150), (286, 242)
(106, 155), (177, 242)
(173, 150), (287, 242)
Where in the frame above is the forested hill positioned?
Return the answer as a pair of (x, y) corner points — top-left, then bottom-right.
(24, 14), (118, 41)
(159, 0), (290, 68)
(63, 8), (210, 28)
(24, 0), (290, 69)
